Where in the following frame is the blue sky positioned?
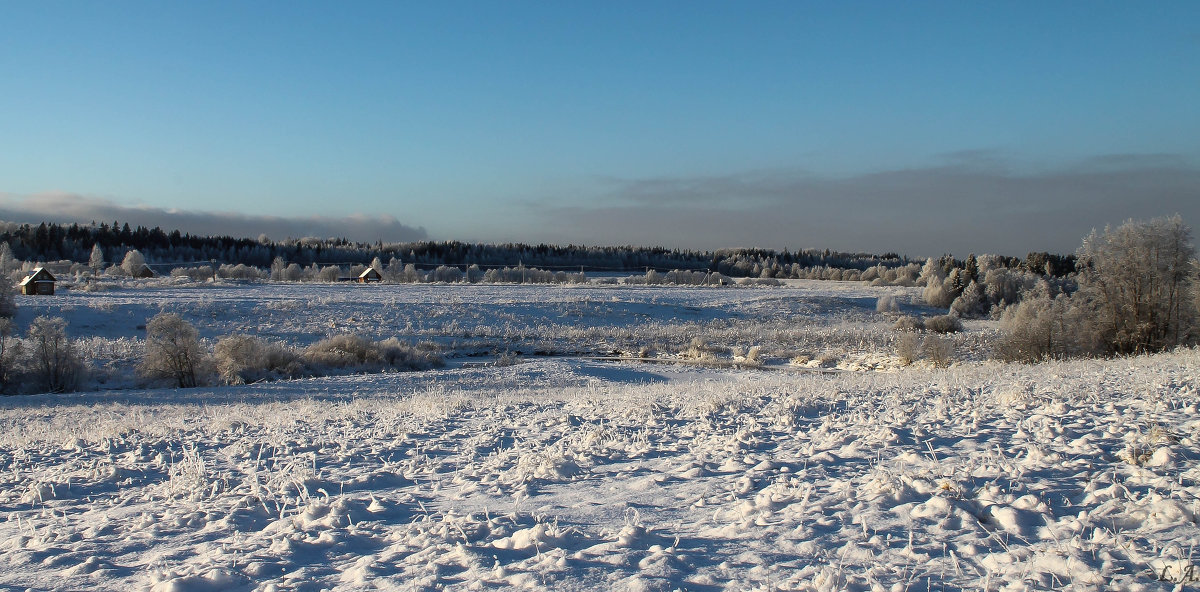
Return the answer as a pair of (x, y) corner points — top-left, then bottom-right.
(2, 1), (1198, 256)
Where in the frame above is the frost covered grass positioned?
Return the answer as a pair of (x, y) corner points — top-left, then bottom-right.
(13, 281), (965, 384)
(1, 351), (1198, 590)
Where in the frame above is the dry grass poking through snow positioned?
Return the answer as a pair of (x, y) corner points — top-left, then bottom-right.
(0, 351), (1197, 591)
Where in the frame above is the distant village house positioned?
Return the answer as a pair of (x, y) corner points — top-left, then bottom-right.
(19, 268), (56, 295)
(357, 268), (383, 283)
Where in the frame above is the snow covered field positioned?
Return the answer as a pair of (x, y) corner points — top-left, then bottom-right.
(2, 282), (1198, 590)
(14, 280), (978, 381)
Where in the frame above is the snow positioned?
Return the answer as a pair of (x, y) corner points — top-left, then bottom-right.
(1, 282), (1198, 590)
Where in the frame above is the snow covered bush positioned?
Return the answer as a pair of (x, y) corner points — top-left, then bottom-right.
(120, 249), (148, 277)
(895, 332), (921, 365)
(170, 266), (213, 281)
(430, 265), (464, 283)
(923, 314), (962, 334)
(217, 263), (267, 280)
(993, 292), (1087, 362)
(213, 335), (302, 385)
(316, 265), (341, 282)
(875, 294), (899, 313)
(375, 337), (444, 370)
(302, 334), (442, 372)
(949, 280), (986, 318)
(922, 335), (954, 367)
(26, 315), (83, 393)
(140, 313), (210, 388)
(0, 318), (20, 393)
(997, 216), (1198, 361)
(302, 334), (381, 368)
(892, 315), (923, 332)
(269, 258), (303, 282)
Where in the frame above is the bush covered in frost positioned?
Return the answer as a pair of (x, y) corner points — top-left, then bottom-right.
(302, 334), (443, 372)
(923, 314), (963, 334)
(139, 313), (210, 388)
(875, 294), (900, 313)
(213, 335), (303, 385)
(892, 315), (924, 332)
(26, 316), (84, 393)
(997, 216), (1199, 362)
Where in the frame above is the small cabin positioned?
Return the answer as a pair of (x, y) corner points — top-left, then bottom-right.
(19, 268), (56, 295)
(133, 265), (156, 278)
(357, 268), (383, 283)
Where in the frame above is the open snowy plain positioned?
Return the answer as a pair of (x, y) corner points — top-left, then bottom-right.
(2, 281), (1198, 591)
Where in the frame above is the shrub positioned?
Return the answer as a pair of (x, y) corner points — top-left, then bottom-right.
(376, 337), (444, 370)
(140, 313), (210, 387)
(922, 336), (954, 368)
(170, 266), (214, 281)
(27, 316), (83, 393)
(923, 314), (963, 334)
(875, 294), (900, 313)
(950, 281), (987, 318)
(213, 335), (302, 385)
(922, 278), (955, 309)
(302, 334), (443, 372)
(995, 216), (1198, 361)
(893, 315), (924, 332)
(895, 333), (921, 365)
(120, 249), (147, 276)
(993, 293), (1085, 362)
(217, 263), (267, 280)
(0, 319), (20, 393)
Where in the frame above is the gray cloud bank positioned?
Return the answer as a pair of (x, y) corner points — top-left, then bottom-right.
(0, 194), (428, 244)
(527, 154), (1200, 257)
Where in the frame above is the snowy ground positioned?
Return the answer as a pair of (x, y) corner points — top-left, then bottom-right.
(3, 282), (1198, 591)
(14, 280), (982, 386)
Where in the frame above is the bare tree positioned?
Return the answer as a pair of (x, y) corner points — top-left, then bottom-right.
(1076, 215), (1196, 354)
(0, 318), (20, 393)
(140, 313), (208, 387)
(27, 316), (82, 393)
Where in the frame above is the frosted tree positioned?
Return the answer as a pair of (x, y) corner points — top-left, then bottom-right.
(0, 242), (15, 274)
(121, 249), (147, 276)
(0, 282), (15, 319)
(270, 257), (288, 281)
(950, 281), (987, 318)
(0, 318), (18, 393)
(139, 313), (208, 388)
(27, 316), (82, 393)
(89, 244), (105, 273)
(1075, 215), (1196, 353)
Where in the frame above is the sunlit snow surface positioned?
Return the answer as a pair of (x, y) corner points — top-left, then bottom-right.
(2, 283), (1198, 591)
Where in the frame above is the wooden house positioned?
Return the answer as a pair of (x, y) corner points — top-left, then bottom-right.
(357, 268), (383, 283)
(133, 265), (156, 278)
(19, 267), (56, 295)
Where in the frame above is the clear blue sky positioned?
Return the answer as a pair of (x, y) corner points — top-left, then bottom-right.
(3, 1), (1198, 256)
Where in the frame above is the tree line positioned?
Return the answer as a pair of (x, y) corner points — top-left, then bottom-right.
(1, 218), (1080, 281)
